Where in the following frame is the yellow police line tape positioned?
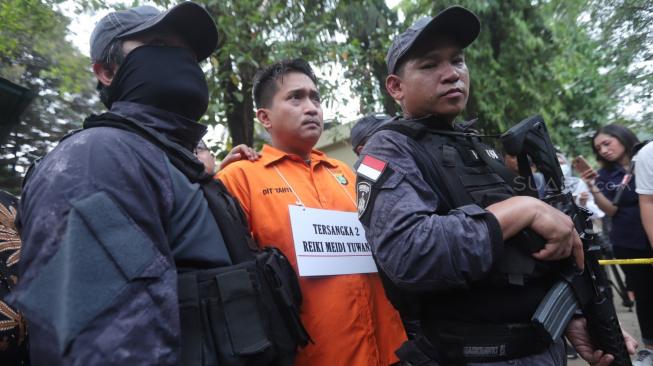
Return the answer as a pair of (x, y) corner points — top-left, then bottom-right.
(598, 258), (653, 265)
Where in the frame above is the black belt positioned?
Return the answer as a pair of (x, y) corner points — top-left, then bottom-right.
(420, 321), (552, 364)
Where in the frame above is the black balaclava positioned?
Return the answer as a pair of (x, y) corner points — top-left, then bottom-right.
(100, 45), (209, 121)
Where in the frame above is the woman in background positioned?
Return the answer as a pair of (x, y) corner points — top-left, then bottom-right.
(580, 124), (653, 364)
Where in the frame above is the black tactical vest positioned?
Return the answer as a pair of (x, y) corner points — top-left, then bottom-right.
(375, 117), (556, 327)
(82, 113), (311, 366)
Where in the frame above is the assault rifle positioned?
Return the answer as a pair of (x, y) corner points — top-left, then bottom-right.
(501, 115), (632, 366)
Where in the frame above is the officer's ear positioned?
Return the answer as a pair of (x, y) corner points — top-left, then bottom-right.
(385, 74), (404, 102)
(256, 108), (273, 131)
(93, 63), (116, 88)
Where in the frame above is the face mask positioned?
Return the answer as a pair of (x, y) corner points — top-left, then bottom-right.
(560, 163), (571, 178)
(100, 45), (209, 121)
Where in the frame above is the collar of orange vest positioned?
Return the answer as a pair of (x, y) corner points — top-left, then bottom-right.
(260, 144), (337, 168)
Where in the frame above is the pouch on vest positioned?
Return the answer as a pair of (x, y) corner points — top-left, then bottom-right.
(178, 255), (298, 366)
(177, 247), (308, 366)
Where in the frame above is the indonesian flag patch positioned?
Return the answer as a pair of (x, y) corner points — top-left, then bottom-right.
(357, 155), (387, 182)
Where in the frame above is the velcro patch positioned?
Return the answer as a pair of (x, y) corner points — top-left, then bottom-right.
(357, 181), (372, 218)
(357, 155), (387, 182)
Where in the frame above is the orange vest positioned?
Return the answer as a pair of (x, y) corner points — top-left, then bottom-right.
(218, 144), (406, 366)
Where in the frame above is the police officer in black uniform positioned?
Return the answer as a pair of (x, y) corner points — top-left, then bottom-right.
(355, 6), (635, 366)
(10, 3), (306, 365)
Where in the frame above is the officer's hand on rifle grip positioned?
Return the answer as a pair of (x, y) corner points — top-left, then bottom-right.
(488, 196), (584, 270)
(530, 204), (584, 271)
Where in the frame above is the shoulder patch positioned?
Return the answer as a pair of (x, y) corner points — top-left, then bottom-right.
(356, 181), (372, 218)
(357, 155), (387, 182)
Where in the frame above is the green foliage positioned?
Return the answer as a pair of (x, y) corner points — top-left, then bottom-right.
(0, 0), (99, 194)
(589, 0), (653, 97)
(0, 0), (61, 58)
(332, 0), (399, 116)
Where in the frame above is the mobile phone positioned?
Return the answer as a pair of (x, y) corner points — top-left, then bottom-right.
(572, 155), (592, 173)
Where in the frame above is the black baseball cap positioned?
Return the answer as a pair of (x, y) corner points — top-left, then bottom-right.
(90, 2), (218, 63)
(386, 6), (480, 74)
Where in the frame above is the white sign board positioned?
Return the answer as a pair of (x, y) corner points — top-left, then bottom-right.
(288, 205), (378, 276)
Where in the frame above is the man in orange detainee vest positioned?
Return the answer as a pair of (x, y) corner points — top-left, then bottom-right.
(218, 58), (406, 366)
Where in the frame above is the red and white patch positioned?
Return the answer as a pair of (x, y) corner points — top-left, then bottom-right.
(357, 155), (387, 182)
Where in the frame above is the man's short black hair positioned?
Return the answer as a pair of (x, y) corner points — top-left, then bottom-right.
(99, 39), (125, 68)
(252, 58), (318, 109)
(393, 38), (437, 77)
(393, 50), (414, 77)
